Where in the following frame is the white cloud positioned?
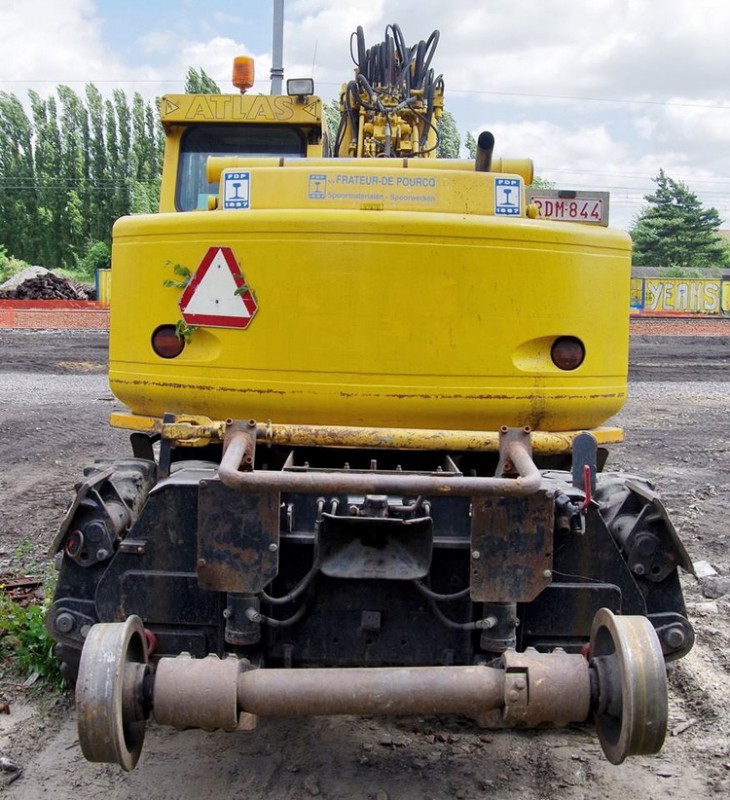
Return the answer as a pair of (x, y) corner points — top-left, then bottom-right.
(2, 0), (729, 229)
(0, 0), (114, 94)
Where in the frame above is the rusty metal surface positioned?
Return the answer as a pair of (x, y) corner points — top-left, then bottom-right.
(470, 491), (555, 603)
(590, 609), (668, 764)
(498, 648), (591, 727)
(219, 427), (542, 497)
(236, 665), (505, 718)
(0, 575), (43, 605)
(319, 514), (433, 579)
(149, 652), (593, 730)
(109, 411), (624, 453)
(154, 654), (240, 731)
(197, 479), (280, 593)
(75, 616), (148, 772)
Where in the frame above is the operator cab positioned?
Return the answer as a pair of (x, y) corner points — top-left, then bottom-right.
(177, 124), (307, 211)
(159, 57), (324, 213)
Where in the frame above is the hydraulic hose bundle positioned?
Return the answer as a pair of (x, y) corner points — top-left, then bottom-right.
(335, 24), (444, 158)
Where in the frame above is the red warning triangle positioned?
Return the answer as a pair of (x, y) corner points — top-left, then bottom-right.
(179, 247), (257, 329)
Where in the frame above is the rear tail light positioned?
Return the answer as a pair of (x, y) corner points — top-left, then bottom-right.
(151, 325), (185, 359)
(551, 336), (585, 370)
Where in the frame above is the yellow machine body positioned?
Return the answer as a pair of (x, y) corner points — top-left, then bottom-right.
(109, 108), (631, 435)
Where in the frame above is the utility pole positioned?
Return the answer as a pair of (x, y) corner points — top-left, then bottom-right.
(270, 0), (284, 94)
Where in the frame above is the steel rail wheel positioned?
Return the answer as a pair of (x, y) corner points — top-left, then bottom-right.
(590, 608), (668, 764)
(75, 615), (150, 771)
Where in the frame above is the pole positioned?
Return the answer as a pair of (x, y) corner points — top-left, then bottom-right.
(271, 0), (284, 94)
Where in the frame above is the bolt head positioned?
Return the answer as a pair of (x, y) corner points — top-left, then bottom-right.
(268, 542), (279, 552)
(472, 550), (481, 560)
(55, 612), (75, 634)
(665, 627), (686, 649)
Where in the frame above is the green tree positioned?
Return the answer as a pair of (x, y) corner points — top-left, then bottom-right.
(436, 110), (460, 158)
(631, 169), (729, 271)
(531, 175), (555, 189)
(323, 99), (340, 154)
(58, 85), (91, 259)
(0, 92), (36, 260)
(184, 67), (221, 94)
(464, 130), (477, 159)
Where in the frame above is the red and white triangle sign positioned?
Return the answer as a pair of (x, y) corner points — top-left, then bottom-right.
(179, 246), (258, 329)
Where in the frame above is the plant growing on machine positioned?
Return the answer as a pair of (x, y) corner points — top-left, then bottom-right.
(162, 261), (199, 342)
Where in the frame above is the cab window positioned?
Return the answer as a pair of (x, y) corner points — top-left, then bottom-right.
(177, 124), (306, 211)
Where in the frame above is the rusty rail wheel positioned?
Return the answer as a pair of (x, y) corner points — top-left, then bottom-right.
(76, 615), (150, 771)
(590, 609), (668, 764)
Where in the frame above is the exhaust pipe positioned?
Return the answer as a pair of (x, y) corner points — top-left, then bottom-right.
(475, 131), (495, 172)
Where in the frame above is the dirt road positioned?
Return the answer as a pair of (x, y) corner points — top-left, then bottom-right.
(1, 329), (728, 799)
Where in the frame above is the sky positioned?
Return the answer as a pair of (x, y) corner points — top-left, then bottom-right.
(2, 0), (730, 230)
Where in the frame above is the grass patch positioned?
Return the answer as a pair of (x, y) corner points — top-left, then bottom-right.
(0, 576), (64, 688)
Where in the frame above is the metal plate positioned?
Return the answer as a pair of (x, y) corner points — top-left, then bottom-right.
(197, 479), (280, 593)
(527, 189), (609, 226)
(319, 515), (433, 580)
(470, 492), (554, 603)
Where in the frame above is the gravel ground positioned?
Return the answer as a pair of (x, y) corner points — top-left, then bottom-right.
(630, 316), (729, 336)
(0, 330), (728, 799)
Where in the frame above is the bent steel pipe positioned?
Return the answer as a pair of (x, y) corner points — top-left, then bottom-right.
(218, 430), (541, 498)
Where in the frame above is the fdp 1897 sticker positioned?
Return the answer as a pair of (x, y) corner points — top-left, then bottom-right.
(495, 178), (522, 216)
(223, 172), (251, 209)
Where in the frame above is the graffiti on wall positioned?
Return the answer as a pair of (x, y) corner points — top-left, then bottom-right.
(631, 277), (729, 315)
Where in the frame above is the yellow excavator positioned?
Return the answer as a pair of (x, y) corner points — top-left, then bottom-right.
(48, 20), (694, 771)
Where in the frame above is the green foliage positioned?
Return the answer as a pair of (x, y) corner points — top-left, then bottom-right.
(437, 110), (460, 158)
(0, 82), (164, 273)
(531, 175), (556, 189)
(464, 130), (477, 159)
(323, 99), (340, 154)
(175, 319), (199, 342)
(73, 240), (110, 281)
(185, 67), (221, 94)
(0, 243), (30, 283)
(630, 169), (730, 271)
(0, 591), (62, 684)
(162, 261), (197, 342)
(162, 260), (193, 290)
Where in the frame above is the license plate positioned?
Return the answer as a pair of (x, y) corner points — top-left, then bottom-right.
(527, 189), (609, 226)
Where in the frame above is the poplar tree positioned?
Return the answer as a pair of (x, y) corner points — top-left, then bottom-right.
(436, 110), (460, 158)
(0, 92), (36, 259)
(184, 67), (221, 94)
(0, 83), (163, 270)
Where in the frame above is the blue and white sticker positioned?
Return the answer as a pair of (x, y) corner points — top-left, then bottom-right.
(223, 172), (251, 209)
(308, 173), (327, 200)
(495, 178), (521, 216)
